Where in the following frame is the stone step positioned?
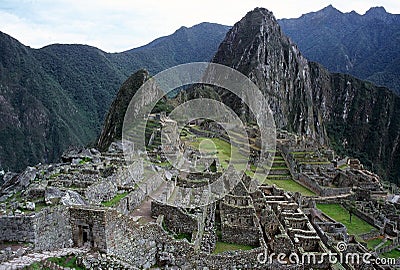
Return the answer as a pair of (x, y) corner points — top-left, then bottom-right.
(0, 247), (89, 270)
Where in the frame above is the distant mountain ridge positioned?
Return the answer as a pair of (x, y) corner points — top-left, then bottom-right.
(278, 5), (400, 94)
(2, 4), (400, 180)
(0, 22), (229, 172)
(212, 7), (400, 183)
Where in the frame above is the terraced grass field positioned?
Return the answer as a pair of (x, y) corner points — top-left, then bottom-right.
(366, 237), (384, 249)
(317, 204), (376, 235)
(182, 128), (316, 196)
(265, 179), (316, 196)
(381, 248), (400, 259)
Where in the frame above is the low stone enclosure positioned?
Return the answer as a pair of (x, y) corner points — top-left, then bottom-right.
(278, 141), (385, 198)
(0, 203), (304, 269)
(308, 205), (396, 270)
(0, 206), (72, 252)
(150, 178), (341, 269)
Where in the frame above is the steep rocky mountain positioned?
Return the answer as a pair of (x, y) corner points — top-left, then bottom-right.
(212, 8), (400, 183)
(97, 69), (150, 151)
(0, 23), (229, 172)
(213, 8), (328, 144)
(278, 5), (400, 94)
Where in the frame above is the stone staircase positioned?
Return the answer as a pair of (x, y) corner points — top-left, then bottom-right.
(0, 247), (89, 270)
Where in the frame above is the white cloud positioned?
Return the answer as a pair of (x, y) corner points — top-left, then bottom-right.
(0, 0), (399, 52)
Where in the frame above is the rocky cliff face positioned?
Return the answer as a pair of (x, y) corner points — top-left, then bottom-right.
(326, 73), (400, 182)
(212, 8), (400, 183)
(213, 8), (327, 144)
(97, 70), (149, 151)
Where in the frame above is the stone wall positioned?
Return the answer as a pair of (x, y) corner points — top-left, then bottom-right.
(104, 211), (158, 269)
(199, 203), (216, 253)
(0, 206), (72, 251)
(311, 195), (352, 204)
(221, 222), (261, 246)
(220, 201), (255, 216)
(359, 230), (381, 241)
(93, 207), (303, 269)
(85, 180), (118, 204)
(151, 201), (198, 235)
(298, 174), (351, 197)
(34, 205), (72, 251)
(104, 209), (286, 269)
(70, 206), (107, 252)
(79, 252), (134, 269)
(115, 188), (146, 215)
(0, 214), (35, 242)
(116, 160), (143, 187)
(116, 173), (165, 215)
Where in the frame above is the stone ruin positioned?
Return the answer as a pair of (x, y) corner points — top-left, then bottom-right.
(277, 136), (385, 198)
(0, 117), (399, 269)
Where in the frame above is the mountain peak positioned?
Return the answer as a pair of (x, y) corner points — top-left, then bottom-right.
(365, 6), (388, 16)
(320, 5), (342, 15)
(366, 6), (387, 13)
(212, 8), (327, 143)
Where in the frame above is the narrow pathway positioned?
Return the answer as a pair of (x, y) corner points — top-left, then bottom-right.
(131, 180), (169, 223)
(0, 246), (89, 270)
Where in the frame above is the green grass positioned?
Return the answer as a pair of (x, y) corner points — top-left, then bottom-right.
(6, 191), (22, 203)
(381, 248), (400, 258)
(366, 237), (384, 249)
(338, 164), (349, 170)
(213, 242), (254, 254)
(22, 201), (48, 213)
(49, 173), (61, 179)
(34, 202), (47, 212)
(265, 179), (316, 196)
(265, 174), (291, 178)
(291, 151), (315, 155)
(245, 171), (315, 198)
(381, 239), (393, 248)
(48, 256), (84, 269)
(175, 233), (192, 242)
(186, 137), (232, 169)
(299, 161), (331, 165)
(317, 204), (375, 235)
(272, 161), (285, 165)
(269, 166), (289, 170)
(25, 262), (47, 270)
(157, 161), (172, 167)
(101, 192), (129, 207)
(79, 157), (92, 164)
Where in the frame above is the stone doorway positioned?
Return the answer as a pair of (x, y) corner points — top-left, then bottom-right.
(77, 224), (93, 247)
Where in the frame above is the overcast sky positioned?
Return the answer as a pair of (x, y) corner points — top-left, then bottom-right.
(0, 0), (399, 52)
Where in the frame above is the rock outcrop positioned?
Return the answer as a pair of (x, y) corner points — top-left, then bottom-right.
(212, 8), (400, 183)
(213, 8), (328, 145)
(97, 70), (150, 151)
